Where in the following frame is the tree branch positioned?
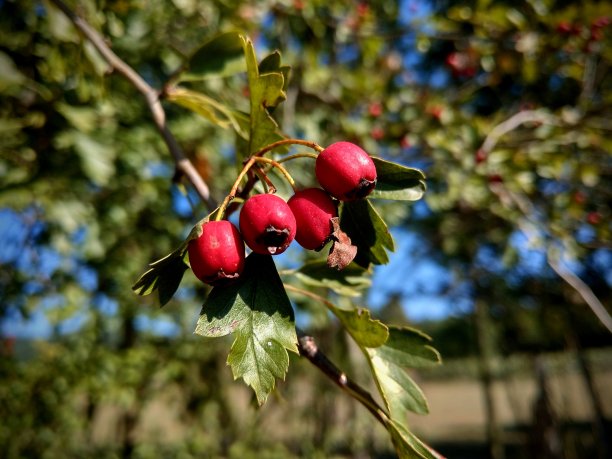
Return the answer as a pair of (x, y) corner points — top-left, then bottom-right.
(48, 0), (216, 209)
(480, 110), (557, 154)
(490, 183), (612, 334)
(296, 328), (389, 427)
(548, 251), (612, 334)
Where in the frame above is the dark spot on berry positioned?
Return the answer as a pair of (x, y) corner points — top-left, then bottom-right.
(257, 225), (290, 254)
(346, 178), (377, 200)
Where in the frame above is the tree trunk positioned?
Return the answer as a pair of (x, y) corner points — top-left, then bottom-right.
(475, 299), (505, 459)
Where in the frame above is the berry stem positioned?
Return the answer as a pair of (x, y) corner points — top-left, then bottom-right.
(215, 156), (258, 221)
(252, 165), (276, 194)
(254, 157), (297, 191)
(277, 152), (319, 163)
(252, 138), (324, 157)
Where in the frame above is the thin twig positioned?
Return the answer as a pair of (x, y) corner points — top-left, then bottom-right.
(548, 251), (612, 334)
(490, 183), (612, 334)
(480, 110), (557, 154)
(48, 0), (215, 209)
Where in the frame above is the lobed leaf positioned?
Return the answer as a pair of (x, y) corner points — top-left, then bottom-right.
(243, 38), (288, 155)
(294, 260), (371, 297)
(195, 253), (298, 405)
(387, 420), (442, 459)
(366, 327), (441, 417)
(370, 157), (427, 201)
(331, 306), (389, 348)
(340, 199), (395, 267)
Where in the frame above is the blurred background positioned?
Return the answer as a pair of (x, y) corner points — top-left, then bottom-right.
(1, 0), (611, 458)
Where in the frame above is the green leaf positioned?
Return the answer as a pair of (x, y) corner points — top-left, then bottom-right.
(371, 157), (427, 201)
(366, 327), (441, 417)
(180, 31), (246, 81)
(73, 132), (116, 186)
(195, 253), (298, 405)
(258, 51), (291, 92)
(132, 248), (189, 307)
(0, 51), (26, 90)
(166, 87), (248, 139)
(340, 199), (394, 267)
(294, 260), (371, 297)
(243, 38), (287, 155)
(331, 306), (389, 348)
(387, 420), (440, 459)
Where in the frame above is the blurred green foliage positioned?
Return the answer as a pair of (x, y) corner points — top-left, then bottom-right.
(1, 0), (611, 457)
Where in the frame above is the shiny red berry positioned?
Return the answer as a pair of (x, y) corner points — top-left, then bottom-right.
(288, 188), (338, 250)
(239, 194), (296, 255)
(315, 141), (377, 201)
(188, 220), (245, 285)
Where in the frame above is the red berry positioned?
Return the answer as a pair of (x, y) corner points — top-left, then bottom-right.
(556, 21), (572, 34)
(188, 220), (245, 285)
(315, 141), (377, 201)
(488, 174), (503, 184)
(371, 126), (385, 140)
(239, 194), (296, 255)
(587, 211), (601, 225)
(288, 188), (338, 250)
(368, 101), (383, 117)
(475, 149), (487, 164)
(592, 16), (611, 28)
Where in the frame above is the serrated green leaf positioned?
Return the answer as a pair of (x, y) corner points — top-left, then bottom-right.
(371, 157), (427, 201)
(294, 260), (371, 296)
(258, 51), (291, 92)
(195, 253), (298, 405)
(340, 199), (394, 267)
(132, 248), (188, 307)
(387, 420), (440, 459)
(331, 306), (389, 348)
(243, 38), (287, 155)
(366, 327), (441, 417)
(166, 87), (248, 139)
(180, 31), (246, 81)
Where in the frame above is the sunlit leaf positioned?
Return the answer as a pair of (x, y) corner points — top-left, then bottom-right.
(195, 253), (298, 404)
(367, 327), (441, 416)
(243, 38), (288, 155)
(387, 420), (441, 459)
(371, 157), (427, 201)
(166, 87), (248, 139)
(331, 306), (389, 348)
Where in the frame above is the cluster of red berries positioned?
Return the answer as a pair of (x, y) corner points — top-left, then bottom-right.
(188, 141), (377, 285)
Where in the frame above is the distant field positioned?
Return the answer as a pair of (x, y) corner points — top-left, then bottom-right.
(85, 347), (611, 457)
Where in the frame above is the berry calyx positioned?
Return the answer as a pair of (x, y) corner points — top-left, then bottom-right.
(315, 141), (377, 201)
(188, 220), (245, 286)
(239, 194), (296, 255)
(288, 188), (338, 250)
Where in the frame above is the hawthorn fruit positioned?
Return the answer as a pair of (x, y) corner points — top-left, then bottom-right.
(315, 141), (377, 201)
(239, 193), (296, 255)
(288, 188), (338, 250)
(188, 220), (245, 285)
